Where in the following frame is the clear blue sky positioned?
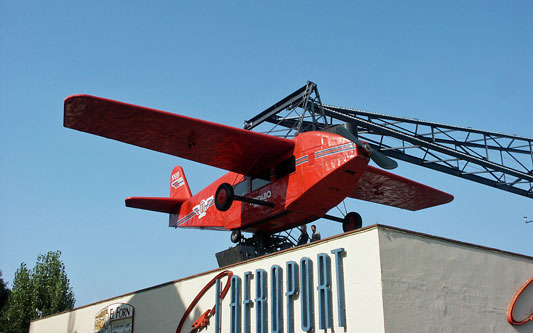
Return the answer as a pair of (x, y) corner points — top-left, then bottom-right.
(1, 1), (531, 307)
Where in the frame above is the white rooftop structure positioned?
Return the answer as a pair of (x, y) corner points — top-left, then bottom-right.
(30, 225), (533, 332)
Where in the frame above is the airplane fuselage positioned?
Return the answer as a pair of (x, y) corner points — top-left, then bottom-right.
(171, 131), (370, 234)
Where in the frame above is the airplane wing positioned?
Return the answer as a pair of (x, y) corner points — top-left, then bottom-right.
(349, 165), (453, 210)
(64, 95), (295, 175)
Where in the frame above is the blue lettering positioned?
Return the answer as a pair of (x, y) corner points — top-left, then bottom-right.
(300, 257), (314, 331)
(215, 278), (221, 333)
(255, 269), (267, 333)
(317, 253), (333, 329)
(285, 261), (298, 333)
(271, 265), (283, 333)
(230, 275), (241, 333)
(331, 248), (346, 327)
(223, 249), (347, 331)
(243, 272), (253, 333)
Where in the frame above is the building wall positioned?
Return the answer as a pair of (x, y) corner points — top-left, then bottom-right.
(29, 226), (532, 332)
(378, 227), (533, 332)
(30, 227), (386, 332)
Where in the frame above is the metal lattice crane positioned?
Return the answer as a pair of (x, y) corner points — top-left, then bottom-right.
(244, 82), (533, 199)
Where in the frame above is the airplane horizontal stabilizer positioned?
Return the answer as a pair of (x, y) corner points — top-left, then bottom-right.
(125, 197), (185, 213)
(349, 166), (454, 211)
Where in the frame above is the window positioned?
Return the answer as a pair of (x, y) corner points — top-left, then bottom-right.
(233, 179), (249, 196)
(251, 169), (271, 192)
(275, 156), (296, 179)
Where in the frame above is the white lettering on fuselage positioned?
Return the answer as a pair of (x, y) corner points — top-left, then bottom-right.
(254, 190), (272, 201)
(252, 191), (272, 207)
(193, 195), (214, 218)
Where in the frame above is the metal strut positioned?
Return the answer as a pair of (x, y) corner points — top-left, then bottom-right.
(244, 82), (533, 199)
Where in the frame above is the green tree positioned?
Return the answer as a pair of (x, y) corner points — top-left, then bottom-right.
(1, 264), (32, 333)
(1, 251), (75, 333)
(0, 271), (11, 317)
(31, 251), (75, 316)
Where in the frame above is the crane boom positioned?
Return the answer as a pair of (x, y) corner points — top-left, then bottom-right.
(245, 82), (533, 198)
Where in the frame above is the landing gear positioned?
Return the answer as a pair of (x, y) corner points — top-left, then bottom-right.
(215, 183), (234, 211)
(217, 231), (295, 267)
(231, 229), (241, 243)
(231, 232), (294, 254)
(343, 212), (362, 232)
(215, 183), (274, 211)
(322, 211), (363, 232)
(231, 231), (294, 256)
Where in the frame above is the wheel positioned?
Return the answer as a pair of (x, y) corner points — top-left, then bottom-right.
(343, 212), (362, 232)
(231, 229), (241, 243)
(215, 183), (234, 211)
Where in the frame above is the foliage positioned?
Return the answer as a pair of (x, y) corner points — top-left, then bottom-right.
(0, 271), (11, 317)
(1, 264), (32, 333)
(31, 251), (75, 317)
(0, 251), (75, 333)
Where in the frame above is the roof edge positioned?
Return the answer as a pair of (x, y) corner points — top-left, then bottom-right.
(32, 224), (531, 322)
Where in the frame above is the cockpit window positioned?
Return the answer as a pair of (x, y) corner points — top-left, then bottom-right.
(233, 179), (249, 196)
(251, 169), (271, 192)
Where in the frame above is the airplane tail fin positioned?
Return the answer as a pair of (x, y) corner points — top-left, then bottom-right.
(170, 166), (193, 200)
(125, 166), (192, 215)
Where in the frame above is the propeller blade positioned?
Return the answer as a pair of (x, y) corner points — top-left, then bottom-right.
(323, 123), (398, 170)
(334, 126), (369, 150)
(368, 149), (398, 170)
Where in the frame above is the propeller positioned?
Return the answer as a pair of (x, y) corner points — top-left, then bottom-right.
(323, 123), (398, 170)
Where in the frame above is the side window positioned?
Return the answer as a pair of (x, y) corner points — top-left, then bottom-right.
(275, 156), (295, 179)
(233, 179), (249, 196)
(251, 169), (271, 192)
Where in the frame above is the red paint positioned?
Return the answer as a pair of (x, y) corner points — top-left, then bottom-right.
(191, 310), (211, 331)
(507, 277), (533, 325)
(64, 95), (454, 234)
(64, 94), (293, 176)
(176, 270), (233, 333)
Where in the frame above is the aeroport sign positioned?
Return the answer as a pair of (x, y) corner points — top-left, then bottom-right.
(177, 248), (347, 333)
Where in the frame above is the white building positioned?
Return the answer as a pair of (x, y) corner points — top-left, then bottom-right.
(30, 225), (533, 332)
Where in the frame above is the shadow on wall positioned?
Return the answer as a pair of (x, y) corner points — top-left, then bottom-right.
(67, 310), (76, 333)
(127, 281), (187, 332)
(63, 279), (187, 332)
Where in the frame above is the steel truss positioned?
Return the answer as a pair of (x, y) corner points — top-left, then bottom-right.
(245, 82), (533, 199)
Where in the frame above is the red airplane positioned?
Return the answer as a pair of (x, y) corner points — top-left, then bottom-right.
(64, 95), (453, 243)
